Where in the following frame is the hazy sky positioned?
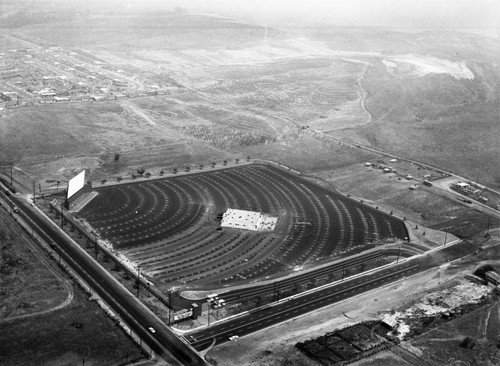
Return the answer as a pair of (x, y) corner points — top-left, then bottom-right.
(18, 0), (500, 36)
(119, 0), (500, 30)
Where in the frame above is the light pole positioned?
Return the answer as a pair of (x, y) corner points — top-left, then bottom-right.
(206, 293), (218, 326)
(207, 300), (211, 326)
(213, 297), (225, 318)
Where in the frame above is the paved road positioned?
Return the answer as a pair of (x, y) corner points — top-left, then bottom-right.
(185, 241), (474, 351)
(207, 247), (417, 307)
(0, 187), (207, 366)
(432, 177), (500, 220)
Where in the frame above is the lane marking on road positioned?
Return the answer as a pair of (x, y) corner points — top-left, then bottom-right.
(189, 264), (421, 346)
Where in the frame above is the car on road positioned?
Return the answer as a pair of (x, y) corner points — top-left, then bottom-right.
(12, 206), (19, 213)
(228, 335), (239, 341)
(148, 327), (156, 333)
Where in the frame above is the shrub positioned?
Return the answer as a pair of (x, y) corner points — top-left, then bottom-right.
(460, 337), (476, 349)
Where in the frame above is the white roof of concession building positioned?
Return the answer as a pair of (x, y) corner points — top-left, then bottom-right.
(221, 209), (277, 232)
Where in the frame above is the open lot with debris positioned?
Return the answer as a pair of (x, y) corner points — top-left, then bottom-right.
(206, 230), (500, 366)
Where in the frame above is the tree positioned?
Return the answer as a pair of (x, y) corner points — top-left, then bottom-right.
(159, 170), (165, 176)
(255, 295), (262, 307)
(101, 179), (107, 184)
(185, 166), (190, 172)
(114, 152), (120, 162)
(137, 167), (145, 176)
(460, 337), (476, 349)
(223, 160), (227, 166)
(145, 172), (151, 178)
(235, 158), (239, 164)
(247, 156), (251, 161)
(199, 164), (204, 170)
(56, 180), (61, 190)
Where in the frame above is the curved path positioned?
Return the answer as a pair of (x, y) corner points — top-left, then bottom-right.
(1, 281), (74, 324)
(357, 62), (372, 125)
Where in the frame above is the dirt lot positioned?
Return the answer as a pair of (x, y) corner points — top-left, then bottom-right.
(310, 162), (499, 240)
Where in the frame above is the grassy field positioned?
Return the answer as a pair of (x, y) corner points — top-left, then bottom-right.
(0, 212), (68, 320)
(0, 289), (147, 366)
(341, 60), (500, 190)
(2, 17), (498, 189)
(0, 210), (145, 365)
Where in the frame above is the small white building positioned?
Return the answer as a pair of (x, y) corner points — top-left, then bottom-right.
(221, 209), (277, 232)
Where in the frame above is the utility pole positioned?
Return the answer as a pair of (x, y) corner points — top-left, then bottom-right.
(444, 231), (448, 246)
(60, 200), (64, 228)
(168, 290), (172, 325)
(136, 267), (140, 298)
(10, 162), (13, 185)
(94, 234), (98, 259)
(32, 179), (36, 204)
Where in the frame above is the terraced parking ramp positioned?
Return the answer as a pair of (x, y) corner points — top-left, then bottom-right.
(77, 163), (408, 291)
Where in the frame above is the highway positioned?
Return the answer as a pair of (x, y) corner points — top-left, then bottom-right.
(213, 249), (404, 305)
(185, 261), (419, 350)
(185, 239), (474, 351)
(0, 187), (207, 366)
